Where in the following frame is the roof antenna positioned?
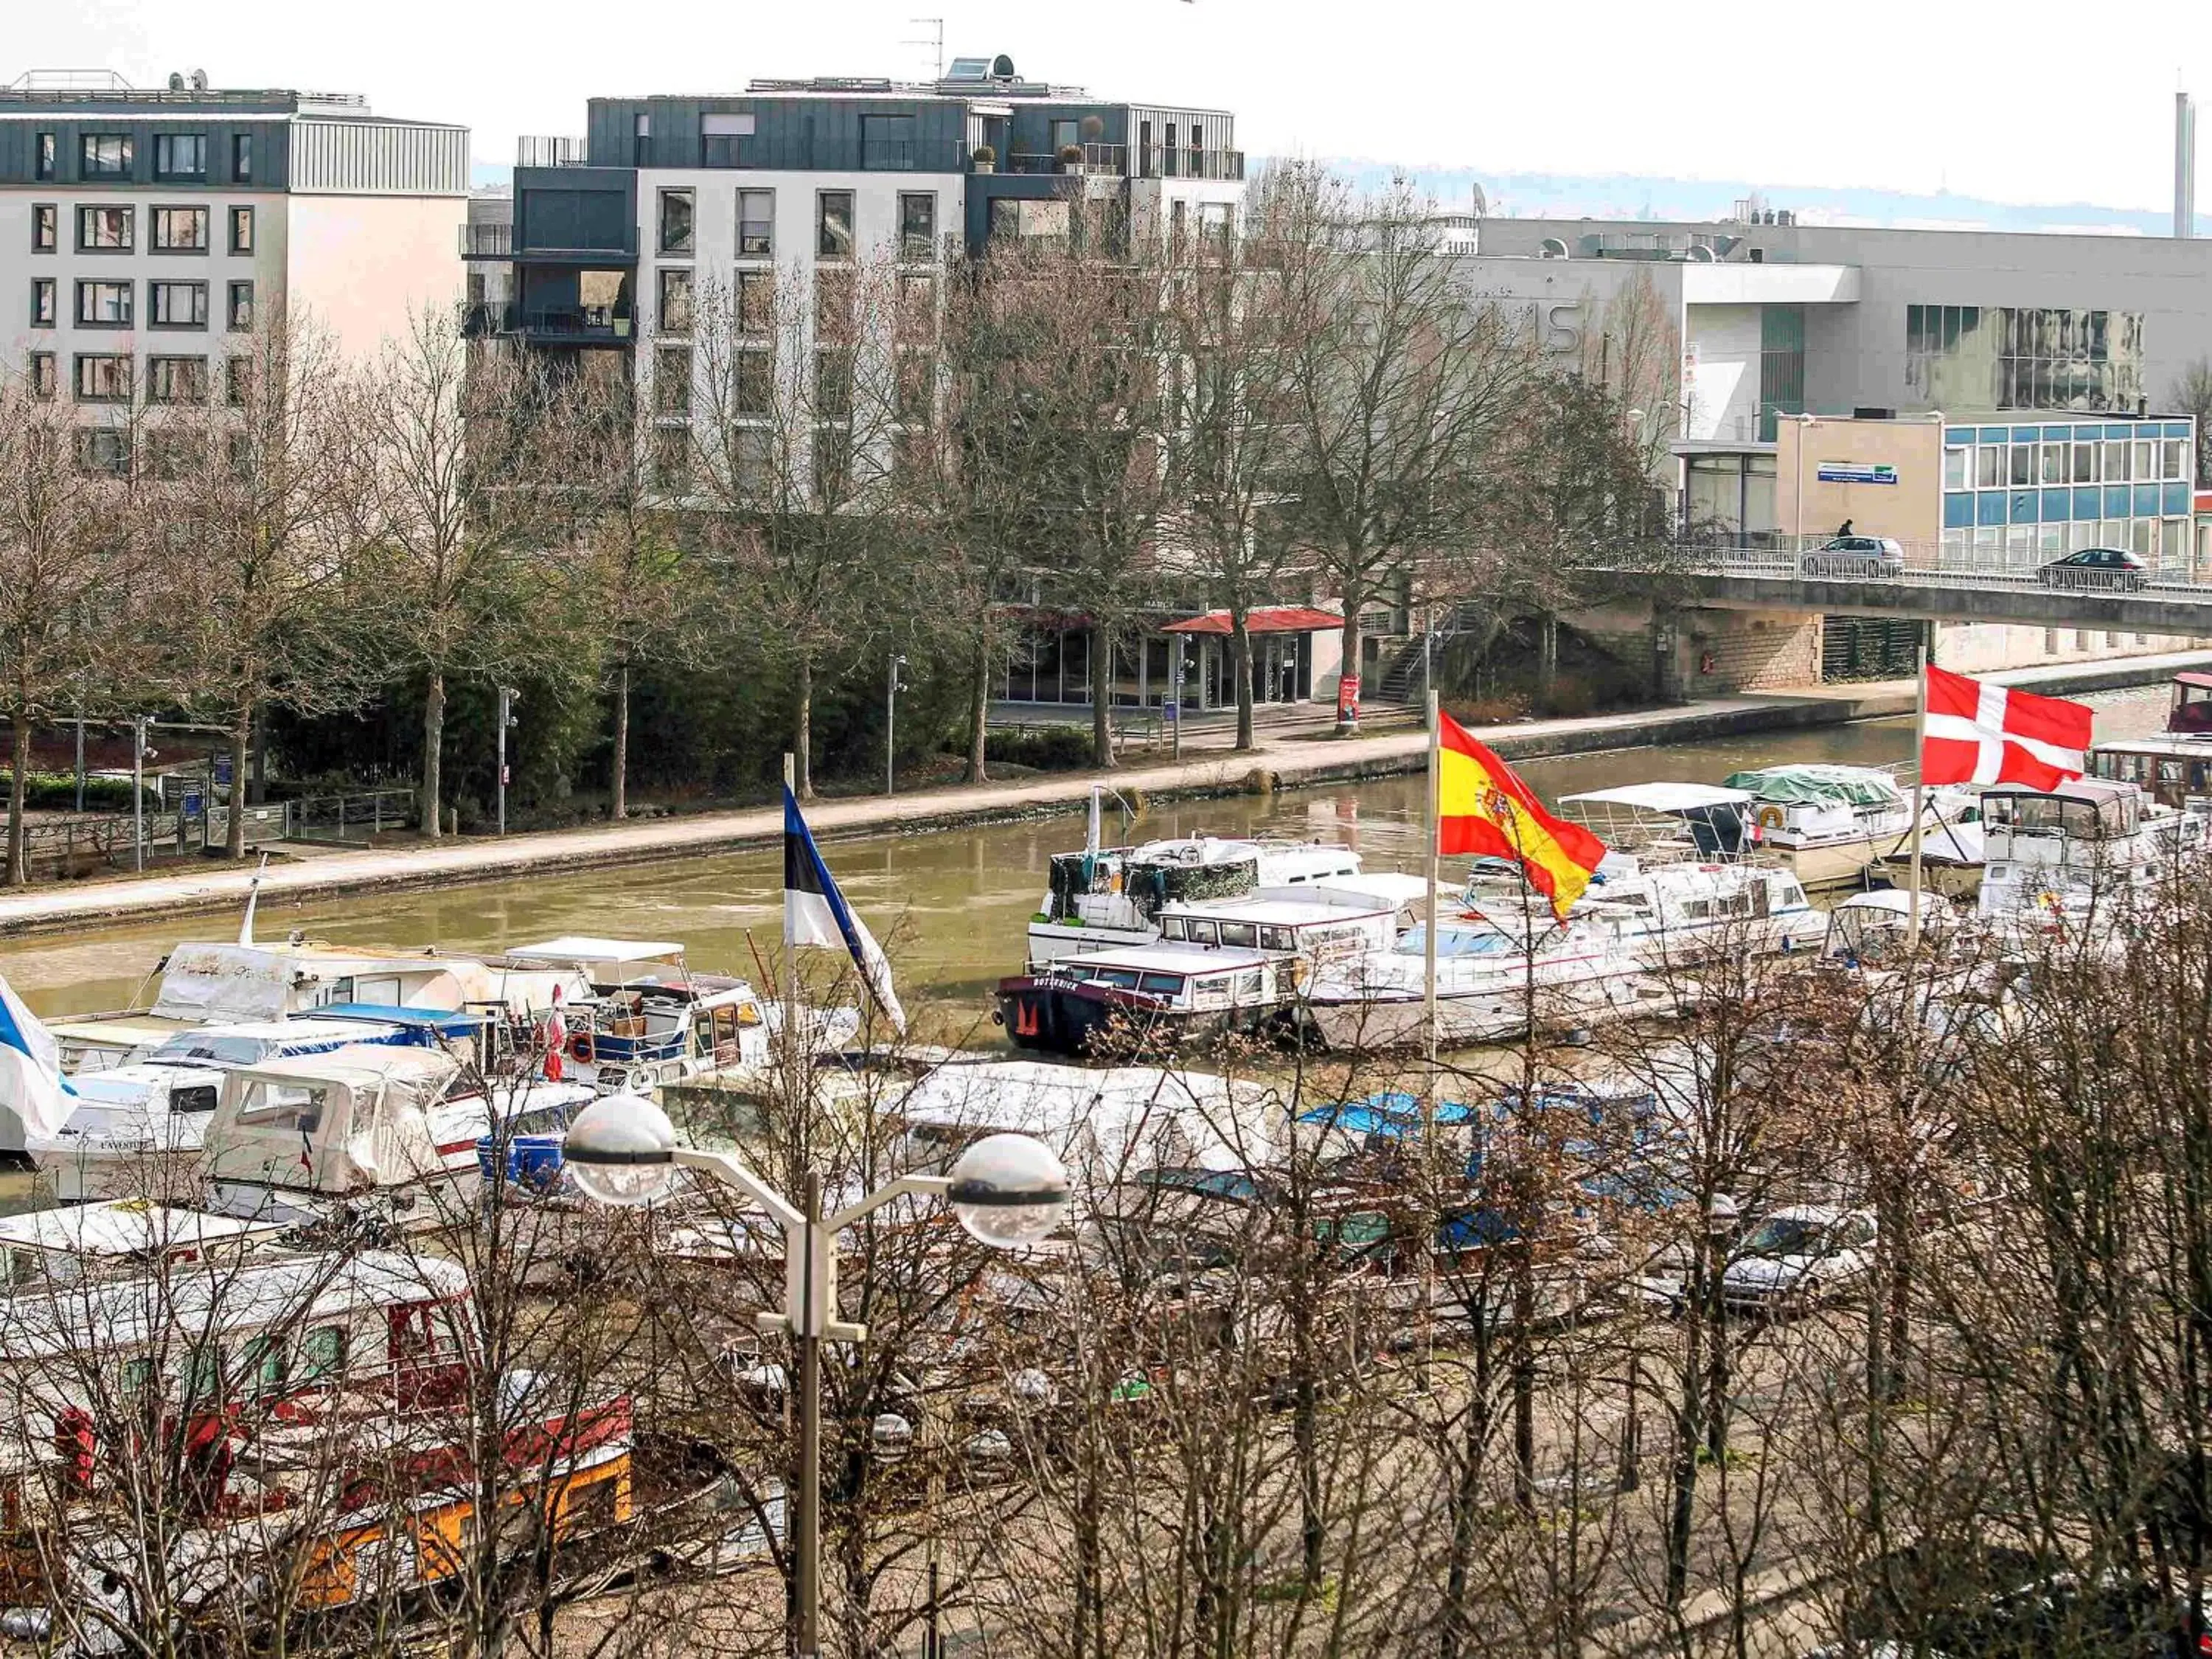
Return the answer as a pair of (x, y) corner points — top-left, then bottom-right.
(238, 851), (269, 947)
(905, 17), (944, 81)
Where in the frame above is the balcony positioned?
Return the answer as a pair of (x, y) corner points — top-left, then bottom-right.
(1136, 145), (1245, 182)
(517, 135), (588, 168)
(484, 304), (634, 345)
(459, 222), (512, 258)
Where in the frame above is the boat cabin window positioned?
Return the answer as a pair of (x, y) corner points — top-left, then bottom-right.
(1183, 921), (1219, 946)
(239, 1335), (286, 1397)
(1989, 793), (2130, 838)
(184, 1344), (225, 1404)
(1260, 926), (1294, 950)
(172, 1084), (218, 1116)
(389, 1304), (463, 1364)
(119, 1357), (158, 1398)
(1237, 970), (1265, 997)
(1192, 975), (1231, 1006)
(1089, 967), (1144, 990)
(1161, 917), (1187, 941)
(153, 1034), (273, 1066)
(236, 1080), (325, 1132)
(1138, 972), (1187, 998)
(1219, 922), (1259, 949)
(504, 1105), (570, 1138)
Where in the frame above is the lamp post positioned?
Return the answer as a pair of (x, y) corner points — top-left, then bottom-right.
(560, 1095), (1070, 1659)
(131, 717), (152, 873)
(885, 655), (908, 796)
(496, 686), (520, 836)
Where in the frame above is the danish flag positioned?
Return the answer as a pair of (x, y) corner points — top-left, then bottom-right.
(1920, 664), (2093, 792)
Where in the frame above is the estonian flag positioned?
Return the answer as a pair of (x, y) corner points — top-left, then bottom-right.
(783, 787), (908, 1034)
(0, 972), (75, 1143)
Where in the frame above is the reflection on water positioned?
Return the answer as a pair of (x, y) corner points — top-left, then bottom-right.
(1, 686), (2172, 1028)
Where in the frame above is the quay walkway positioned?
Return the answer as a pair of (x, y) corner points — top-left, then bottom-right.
(0, 651), (2200, 940)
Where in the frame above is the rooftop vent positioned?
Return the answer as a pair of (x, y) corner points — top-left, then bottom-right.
(991, 53), (1016, 79)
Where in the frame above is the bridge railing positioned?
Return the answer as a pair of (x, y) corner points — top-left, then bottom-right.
(1672, 533), (2210, 592)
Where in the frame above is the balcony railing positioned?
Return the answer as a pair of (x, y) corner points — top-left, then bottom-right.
(459, 222), (512, 258)
(481, 304), (634, 342)
(1136, 145), (1245, 181)
(516, 135), (588, 168)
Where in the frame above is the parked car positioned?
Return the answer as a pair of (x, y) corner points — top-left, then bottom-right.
(1801, 536), (1907, 578)
(2040, 546), (2150, 591)
(1719, 1205), (1877, 1310)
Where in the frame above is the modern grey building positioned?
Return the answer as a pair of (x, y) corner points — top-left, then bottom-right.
(0, 71), (467, 467)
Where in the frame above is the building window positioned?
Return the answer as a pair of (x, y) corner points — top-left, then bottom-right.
(816, 191), (855, 260)
(1975, 445), (2004, 489)
(2165, 438), (2189, 481)
(899, 193), (936, 262)
(1052, 118), (1079, 156)
(1905, 303), (2143, 412)
(228, 206), (254, 255)
(225, 356), (253, 406)
(31, 204), (55, 253)
(76, 280), (133, 327)
(33, 133), (54, 181)
(658, 189), (695, 254)
(815, 268), (854, 338)
(80, 134), (133, 178)
(813, 425), (852, 503)
(77, 205), (134, 251)
(150, 280), (209, 329)
(228, 281), (254, 332)
(153, 206), (210, 252)
(76, 428), (132, 478)
(74, 355), (132, 404)
(147, 355), (209, 405)
(860, 114), (916, 170)
(656, 268), (693, 333)
(738, 189), (773, 257)
(1942, 446), (1967, 490)
(815, 348), (853, 422)
(701, 111), (754, 168)
(896, 272), (936, 343)
(28, 353), (55, 401)
(733, 350), (771, 416)
(654, 346), (692, 416)
(153, 133), (208, 180)
(737, 270), (773, 336)
(897, 352), (933, 426)
(30, 279), (54, 328)
(232, 133), (253, 184)
(652, 427), (691, 492)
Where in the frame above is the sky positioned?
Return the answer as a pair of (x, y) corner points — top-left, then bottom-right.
(18, 0), (2212, 212)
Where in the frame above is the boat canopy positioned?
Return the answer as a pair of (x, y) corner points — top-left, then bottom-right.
(0, 1200), (283, 1260)
(1723, 765), (1905, 809)
(1298, 1092), (1485, 1137)
(316, 1004), (492, 1036)
(506, 937), (684, 966)
(1559, 783), (1754, 813)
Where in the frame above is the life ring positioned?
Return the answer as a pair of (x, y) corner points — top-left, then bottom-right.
(571, 1032), (594, 1064)
(1754, 805), (1787, 832)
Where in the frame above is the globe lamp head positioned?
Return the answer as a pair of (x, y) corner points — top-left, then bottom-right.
(947, 1133), (1070, 1248)
(562, 1092), (679, 1208)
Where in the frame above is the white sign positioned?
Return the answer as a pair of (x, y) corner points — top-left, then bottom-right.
(1816, 462), (1899, 486)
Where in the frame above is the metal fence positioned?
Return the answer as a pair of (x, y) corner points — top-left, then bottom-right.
(287, 789), (417, 845)
(1674, 532), (2205, 591)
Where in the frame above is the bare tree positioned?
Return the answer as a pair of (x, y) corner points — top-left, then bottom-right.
(338, 309), (586, 838)
(0, 376), (141, 885)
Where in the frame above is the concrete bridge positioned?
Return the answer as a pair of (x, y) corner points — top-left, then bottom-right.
(1621, 549), (2212, 635)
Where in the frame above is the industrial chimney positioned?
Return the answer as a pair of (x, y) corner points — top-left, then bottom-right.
(2178, 89), (2197, 238)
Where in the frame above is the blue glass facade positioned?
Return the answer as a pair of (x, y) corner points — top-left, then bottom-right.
(1939, 415), (2197, 566)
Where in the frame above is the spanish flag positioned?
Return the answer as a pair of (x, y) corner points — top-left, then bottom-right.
(1436, 712), (1607, 920)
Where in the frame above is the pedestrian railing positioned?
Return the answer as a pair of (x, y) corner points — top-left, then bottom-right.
(288, 789), (417, 845)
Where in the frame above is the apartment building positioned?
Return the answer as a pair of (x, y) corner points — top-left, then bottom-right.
(0, 72), (467, 467)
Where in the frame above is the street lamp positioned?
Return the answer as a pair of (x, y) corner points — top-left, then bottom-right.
(561, 1095), (1070, 1659)
(885, 655), (908, 797)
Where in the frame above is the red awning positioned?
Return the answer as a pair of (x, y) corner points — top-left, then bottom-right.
(2175, 671), (2212, 690)
(1161, 606), (1345, 636)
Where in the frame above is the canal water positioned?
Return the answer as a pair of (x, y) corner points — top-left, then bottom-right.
(1, 686), (2172, 1037)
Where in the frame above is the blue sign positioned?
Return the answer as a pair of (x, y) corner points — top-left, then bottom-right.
(181, 790), (204, 819)
(1164, 701), (1180, 723)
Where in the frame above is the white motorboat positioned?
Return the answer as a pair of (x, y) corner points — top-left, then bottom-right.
(1298, 911), (1659, 1051)
(1717, 765), (1980, 891)
(1976, 776), (2208, 931)
(998, 889), (1402, 1056)
(499, 936), (857, 1093)
(1467, 853), (1823, 966)
(1026, 789), (1363, 967)
(188, 1046), (594, 1224)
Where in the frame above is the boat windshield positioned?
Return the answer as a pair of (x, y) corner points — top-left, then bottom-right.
(1394, 925), (1520, 959)
(147, 1034), (273, 1066)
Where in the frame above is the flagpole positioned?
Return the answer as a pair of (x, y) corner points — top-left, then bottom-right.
(1424, 689), (1441, 1079)
(784, 751), (801, 1088)
(1907, 644), (1927, 950)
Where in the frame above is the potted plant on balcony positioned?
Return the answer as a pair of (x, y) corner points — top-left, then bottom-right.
(972, 145), (996, 174)
(1058, 144), (1083, 175)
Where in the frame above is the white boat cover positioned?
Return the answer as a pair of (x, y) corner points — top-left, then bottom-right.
(505, 937), (685, 966)
(1559, 783), (1756, 813)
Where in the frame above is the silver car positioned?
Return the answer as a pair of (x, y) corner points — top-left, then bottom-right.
(1801, 535), (1907, 578)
